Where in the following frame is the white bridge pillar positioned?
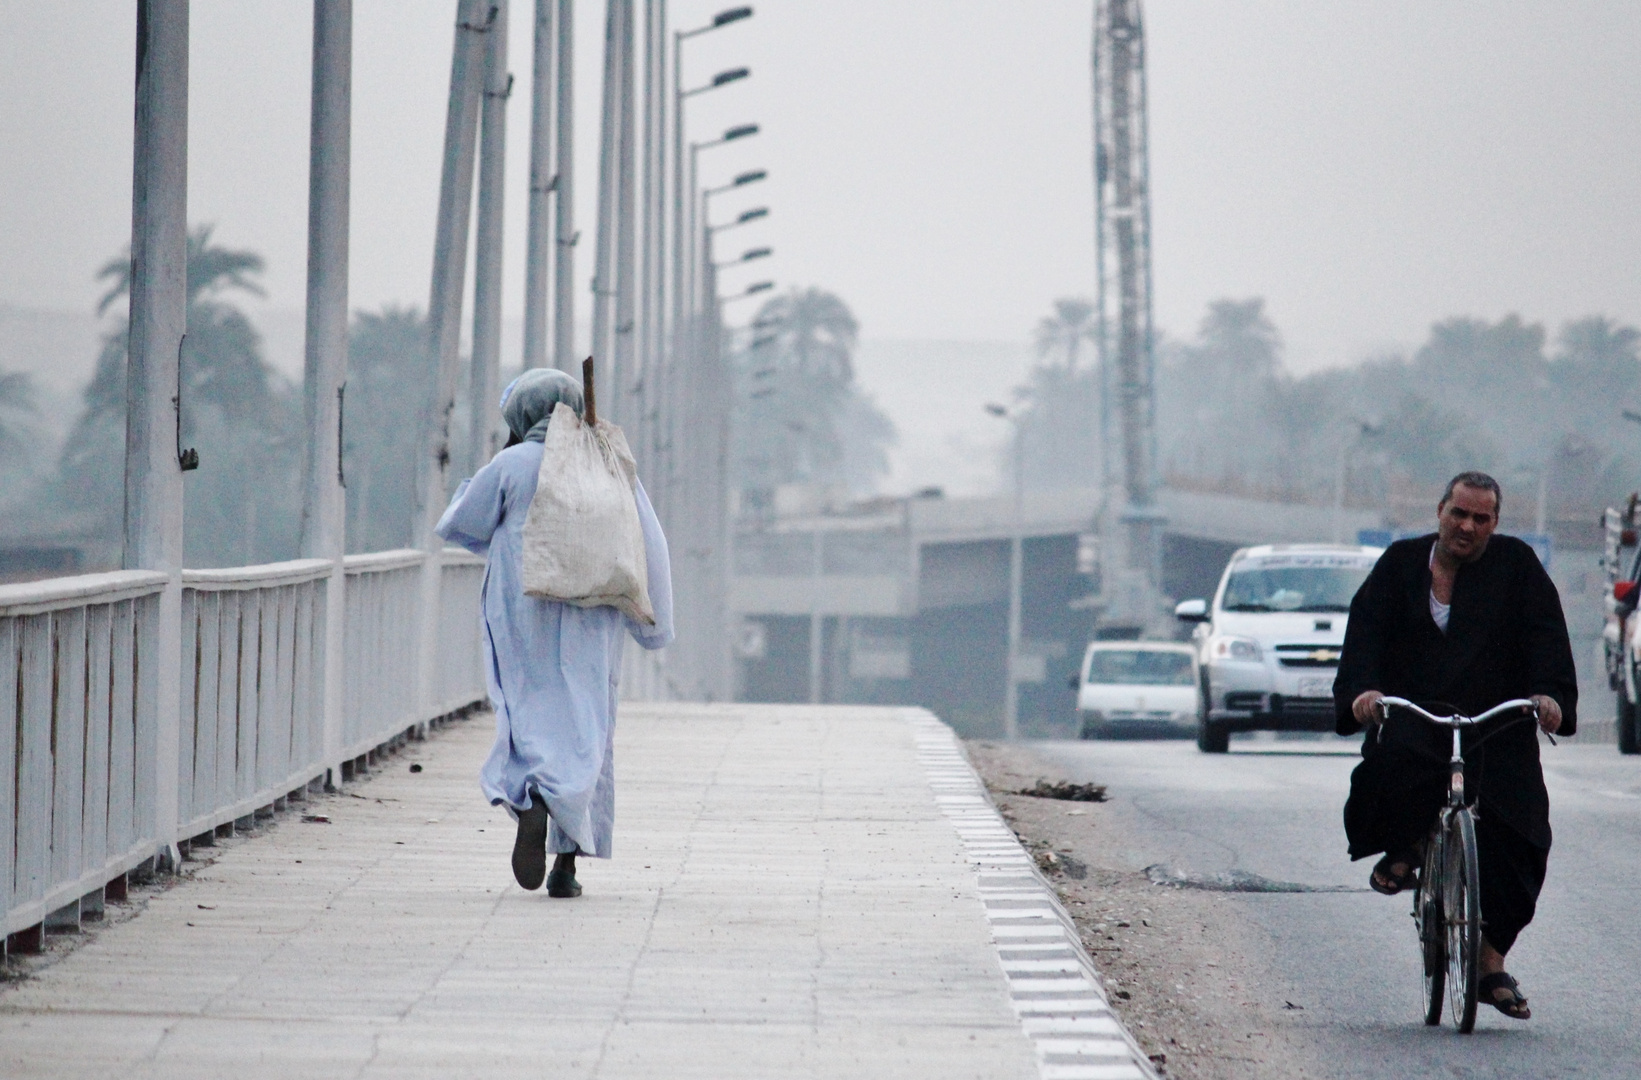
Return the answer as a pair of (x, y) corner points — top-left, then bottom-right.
(125, 0), (190, 864)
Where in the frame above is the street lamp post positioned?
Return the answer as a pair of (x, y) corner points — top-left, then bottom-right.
(671, 10), (751, 352)
(1332, 418), (1381, 543)
(986, 403), (1024, 741)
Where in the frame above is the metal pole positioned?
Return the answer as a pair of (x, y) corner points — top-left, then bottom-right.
(589, 0), (622, 377)
(521, 0), (553, 371)
(125, 0), (189, 862)
(551, 0), (575, 370)
(670, 31), (685, 368)
(1005, 421), (1023, 740)
(417, 0), (491, 715)
(809, 529), (824, 704)
(470, 0), (510, 472)
(300, 0), (351, 773)
(637, 0), (661, 474)
(418, 0), (490, 547)
(613, 0), (637, 425)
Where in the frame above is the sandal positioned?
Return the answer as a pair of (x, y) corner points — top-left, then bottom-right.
(1369, 851), (1420, 895)
(1478, 972), (1531, 1020)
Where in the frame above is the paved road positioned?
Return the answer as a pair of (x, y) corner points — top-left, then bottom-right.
(1030, 733), (1641, 1079)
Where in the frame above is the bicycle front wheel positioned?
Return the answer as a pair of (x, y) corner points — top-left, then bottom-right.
(1419, 826), (1446, 1026)
(1445, 808), (1481, 1033)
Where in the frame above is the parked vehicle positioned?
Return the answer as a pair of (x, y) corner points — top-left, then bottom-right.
(1176, 543), (1383, 753)
(1599, 502), (1641, 754)
(1074, 642), (1199, 739)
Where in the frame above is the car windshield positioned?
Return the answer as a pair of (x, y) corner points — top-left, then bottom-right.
(1220, 553), (1376, 613)
(1087, 649), (1195, 687)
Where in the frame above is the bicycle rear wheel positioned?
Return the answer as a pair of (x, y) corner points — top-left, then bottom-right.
(1418, 827), (1446, 1026)
(1445, 808), (1481, 1033)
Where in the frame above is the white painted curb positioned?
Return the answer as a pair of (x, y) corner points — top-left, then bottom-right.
(910, 712), (1161, 1080)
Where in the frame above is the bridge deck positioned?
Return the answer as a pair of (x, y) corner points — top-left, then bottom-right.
(0, 704), (1150, 1079)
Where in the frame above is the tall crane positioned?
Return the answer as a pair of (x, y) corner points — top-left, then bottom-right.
(1092, 0), (1163, 610)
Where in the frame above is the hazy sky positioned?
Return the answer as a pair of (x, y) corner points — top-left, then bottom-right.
(1, 1), (1637, 375)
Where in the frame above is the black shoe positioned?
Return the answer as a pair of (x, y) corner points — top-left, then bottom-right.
(545, 868), (582, 898)
(511, 795), (549, 891)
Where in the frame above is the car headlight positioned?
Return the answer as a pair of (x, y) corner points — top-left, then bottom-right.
(1209, 635), (1262, 662)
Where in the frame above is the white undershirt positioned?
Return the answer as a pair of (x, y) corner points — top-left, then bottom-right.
(1429, 543), (1450, 634)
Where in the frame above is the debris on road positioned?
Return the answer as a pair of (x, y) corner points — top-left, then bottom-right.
(300, 814), (331, 824)
(1144, 864), (1359, 894)
(1016, 778), (1108, 802)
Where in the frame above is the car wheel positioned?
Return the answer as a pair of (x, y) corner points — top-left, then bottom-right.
(1620, 688), (1639, 755)
(1196, 672), (1229, 753)
(1079, 715), (1107, 740)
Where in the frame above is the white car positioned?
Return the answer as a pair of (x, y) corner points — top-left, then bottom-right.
(1175, 543), (1383, 753)
(1075, 641), (1199, 739)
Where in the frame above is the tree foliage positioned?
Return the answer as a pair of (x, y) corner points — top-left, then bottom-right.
(54, 226), (301, 566)
(730, 287), (895, 509)
(1014, 293), (1641, 524)
(344, 306), (437, 552)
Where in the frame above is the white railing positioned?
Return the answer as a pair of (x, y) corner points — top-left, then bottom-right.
(179, 559), (331, 840)
(3, 550), (487, 949)
(342, 550), (426, 757)
(1, 572), (166, 946)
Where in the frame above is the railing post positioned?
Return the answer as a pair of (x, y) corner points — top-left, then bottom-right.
(125, 0), (189, 865)
(301, 0), (352, 776)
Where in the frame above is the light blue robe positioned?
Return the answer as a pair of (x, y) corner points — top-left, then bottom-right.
(435, 441), (673, 857)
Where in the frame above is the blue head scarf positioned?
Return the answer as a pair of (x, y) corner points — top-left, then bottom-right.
(500, 367), (585, 444)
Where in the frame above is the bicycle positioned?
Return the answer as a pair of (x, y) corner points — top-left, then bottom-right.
(1376, 695), (1538, 1033)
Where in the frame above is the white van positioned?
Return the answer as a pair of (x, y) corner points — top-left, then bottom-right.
(1075, 641), (1199, 739)
(1174, 543), (1383, 753)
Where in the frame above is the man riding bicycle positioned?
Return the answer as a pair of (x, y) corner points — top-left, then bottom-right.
(1335, 471), (1577, 1021)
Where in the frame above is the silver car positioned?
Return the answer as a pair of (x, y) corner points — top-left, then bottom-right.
(1175, 543), (1382, 753)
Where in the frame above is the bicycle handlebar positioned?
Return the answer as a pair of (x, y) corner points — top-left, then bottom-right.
(1378, 695), (1538, 727)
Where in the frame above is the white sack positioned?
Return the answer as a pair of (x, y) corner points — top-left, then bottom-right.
(521, 402), (655, 625)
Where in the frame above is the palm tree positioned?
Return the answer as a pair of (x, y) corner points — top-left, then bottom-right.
(730, 288), (893, 507)
(54, 226), (299, 565)
(0, 369), (35, 462)
(1033, 298), (1096, 371)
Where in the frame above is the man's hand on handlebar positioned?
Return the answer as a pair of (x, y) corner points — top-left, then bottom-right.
(1530, 694), (1563, 735)
(1352, 690), (1385, 726)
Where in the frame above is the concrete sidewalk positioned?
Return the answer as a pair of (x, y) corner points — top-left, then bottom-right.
(0, 705), (1151, 1079)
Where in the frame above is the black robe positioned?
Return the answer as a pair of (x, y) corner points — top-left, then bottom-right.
(1334, 534), (1577, 953)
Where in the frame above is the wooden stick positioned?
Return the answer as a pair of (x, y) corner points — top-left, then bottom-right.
(581, 355), (597, 427)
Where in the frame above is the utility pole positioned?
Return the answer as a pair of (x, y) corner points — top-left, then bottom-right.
(551, 0), (575, 371)
(589, 0), (623, 384)
(637, 0), (664, 483)
(417, 0), (491, 715)
(300, 0), (352, 774)
(613, 0), (637, 426)
(1093, 0), (1164, 629)
(521, 0), (554, 372)
(469, 0), (510, 472)
(125, 0), (189, 865)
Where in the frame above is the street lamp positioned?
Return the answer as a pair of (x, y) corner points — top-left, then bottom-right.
(721, 280), (775, 304)
(710, 206), (769, 232)
(688, 127), (760, 316)
(673, 8), (755, 340)
(1332, 417), (1382, 543)
(716, 246), (772, 269)
(708, 169), (767, 196)
(985, 402), (1026, 741)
